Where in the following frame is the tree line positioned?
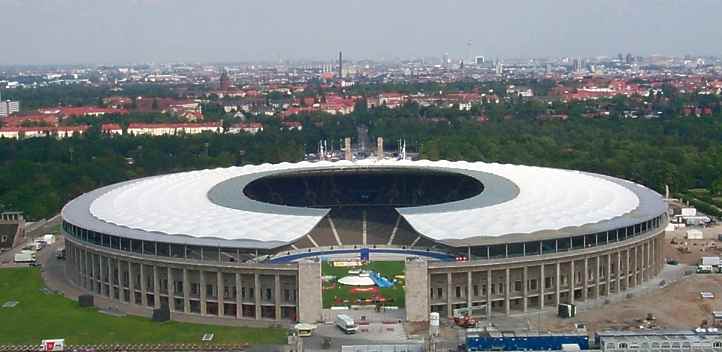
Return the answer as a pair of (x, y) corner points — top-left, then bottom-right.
(2, 91), (722, 219)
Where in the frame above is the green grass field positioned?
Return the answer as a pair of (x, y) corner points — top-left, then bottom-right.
(0, 268), (286, 345)
(321, 261), (405, 308)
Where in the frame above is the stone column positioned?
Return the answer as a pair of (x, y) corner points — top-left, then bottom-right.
(96, 256), (103, 286)
(235, 272), (242, 319)
(218, 271), (225, 317)
(254, 273), (261, 319)
(183, 268), (190, 313)
(446, 272), (453, 318)
(522, 266), (528, 313)
(641, 243), (647, 281)
(200, 270), (207, 315)
(140, 264), (148, 306)
(626, 248), (631, 289)
(98, 256), (105, 294)
(648, 240), (654, 277)
(569, 260), (575, 304)
(594, 256), (600, 299)
(504, 268), (510, 316)
(128, 262), (135, 304)
(641, 244), (645, 282)
(583, 258), (589, 301)
(86, 252), (91, 290)
(539, 264), (545, 310)
(78, 249), (85, 288)
(80, 250), (88, 289)
(656, 235), (661, 272)
(467, 271), (473, 310)
(604, 252), (613, 296)
(486, 270), (492, 320)
(168, 267), (175, 311)
(298, 262), (322, 322)
(153, 265), (160, 308)
(116, 259), (123, 301)
(275, 274), (282, 320)
(616, 251), (622, 293)
(632, 246), (637, 288)
(650, 238), (656, 276)
(85, 251), (92, 290)
(555, 262), (561, 306)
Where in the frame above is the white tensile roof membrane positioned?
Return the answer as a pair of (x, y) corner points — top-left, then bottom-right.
(86, 159), (647, 243)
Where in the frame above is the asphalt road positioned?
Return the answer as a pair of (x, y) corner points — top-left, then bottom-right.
(0, 215), (62, 266)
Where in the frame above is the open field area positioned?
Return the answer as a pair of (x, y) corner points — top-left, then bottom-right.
(321, 260), (405, 309)
(0, 268), (286, 345)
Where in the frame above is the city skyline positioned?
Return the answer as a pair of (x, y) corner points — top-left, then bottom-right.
(1, 0), (721, 65)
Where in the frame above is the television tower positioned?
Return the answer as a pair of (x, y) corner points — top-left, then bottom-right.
(338, 51), (343, 78)
(466, 40), (473, 65)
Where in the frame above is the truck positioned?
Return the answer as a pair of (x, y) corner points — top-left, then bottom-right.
(335, 314), (358, 334)
(454, 315), (478, 328)
(42, 234), (56, 245)
(14, 250), (37, 263)
(697, 265), (714, 274)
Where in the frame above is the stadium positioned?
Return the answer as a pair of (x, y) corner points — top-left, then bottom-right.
(60, 159), (668, 324)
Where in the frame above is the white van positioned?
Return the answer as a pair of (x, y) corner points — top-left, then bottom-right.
(335, 314), (358, 334)
(294, 323), (316, 337)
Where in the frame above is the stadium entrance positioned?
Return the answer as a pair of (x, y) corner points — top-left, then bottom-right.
(321, 257), (407, 323)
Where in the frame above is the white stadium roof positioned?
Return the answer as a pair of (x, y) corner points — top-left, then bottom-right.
(63, 159), (665, 247)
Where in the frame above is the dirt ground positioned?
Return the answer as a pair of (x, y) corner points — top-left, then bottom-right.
(665, 225), (722, 265)
(532, 274), (722, 332)
(530, 229), (722, 333)
(428, 226), (722, 340)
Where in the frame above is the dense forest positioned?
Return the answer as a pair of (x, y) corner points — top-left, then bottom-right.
(3, 106), (722, 220)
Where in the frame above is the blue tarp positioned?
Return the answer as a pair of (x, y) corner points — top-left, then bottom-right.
(369, 271), (394, 288)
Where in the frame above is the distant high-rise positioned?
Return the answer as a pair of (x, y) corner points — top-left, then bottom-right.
(474, 56), (485, 65)
(625, 53), (634, 65)
(0, 92), (19, 117)
(573, 57), (583, 74)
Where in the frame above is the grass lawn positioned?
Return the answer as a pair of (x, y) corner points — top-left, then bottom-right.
(0, 268), (286, 345)
(321, 261), (405, 308)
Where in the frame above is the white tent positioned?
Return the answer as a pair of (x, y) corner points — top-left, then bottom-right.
(338, 275), (375, 286)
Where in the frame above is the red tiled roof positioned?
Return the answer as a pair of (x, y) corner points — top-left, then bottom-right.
(3, 114), (59, 127)
(127, 122), (220, 129)
(61, 107), (128, 117)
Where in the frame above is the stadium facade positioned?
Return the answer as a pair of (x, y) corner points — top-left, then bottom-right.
(60, 160), (668, 323)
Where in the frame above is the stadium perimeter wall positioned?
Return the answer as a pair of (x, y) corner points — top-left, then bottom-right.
(63, 226), (665, 325)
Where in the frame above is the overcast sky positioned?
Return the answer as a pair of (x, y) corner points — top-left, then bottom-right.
(1, 0), (720, 65)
